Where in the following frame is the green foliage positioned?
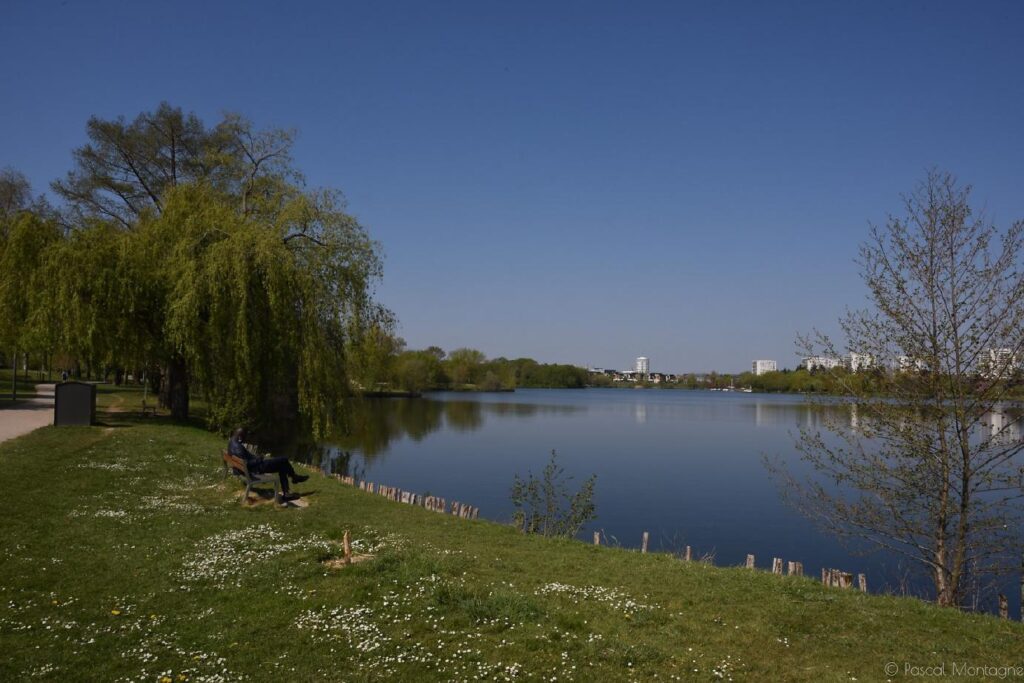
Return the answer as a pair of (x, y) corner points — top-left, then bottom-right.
(393, 349), (448, 392)
(144, 183), (381, 436)
(42, 221), (144, 373)
(446, 347), (487, 386)
(390, 349), (585, 392)
(349, 324), (404, 391)
(510, 450), (597, 538)
(0, 212), (63, 359)
(508, 358), (588, 388)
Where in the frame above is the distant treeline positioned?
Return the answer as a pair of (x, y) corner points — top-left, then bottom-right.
(351, 339), (589, 392)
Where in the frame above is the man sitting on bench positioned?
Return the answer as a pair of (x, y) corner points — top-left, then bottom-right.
(228, 427), (309, 502)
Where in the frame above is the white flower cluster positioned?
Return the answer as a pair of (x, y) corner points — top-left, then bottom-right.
(534, 582), (657, 616)
(140, 495), (205, 515)
(76, 460), (135, 472)
(295, 605), (390, 652)
(177, 524), (330, 588)
(290, 572), (529, 681)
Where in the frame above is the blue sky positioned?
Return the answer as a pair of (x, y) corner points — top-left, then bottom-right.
(3, 1), (1023, 372)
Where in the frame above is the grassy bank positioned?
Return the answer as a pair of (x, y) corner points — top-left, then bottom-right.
(1, 418), (1021, 682)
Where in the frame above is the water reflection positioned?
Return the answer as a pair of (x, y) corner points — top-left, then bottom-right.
(290, 396), (585, 469)
(294, 396), (1022, 467)
(984, 407), (1022, 444)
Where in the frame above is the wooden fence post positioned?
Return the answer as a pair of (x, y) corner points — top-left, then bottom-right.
(999, 594), (1009, 620)
(343, 530), (352, 566)
(641, 531), (649, 553)
(684, 545), (692, 562)
(746, 554), (755, 569)
(593, 531), (600, 546)
(858, 573), (867, 593)
(772, 558), (783, 575)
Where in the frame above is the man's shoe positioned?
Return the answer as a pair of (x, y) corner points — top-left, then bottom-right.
(291, 474), (309, 484)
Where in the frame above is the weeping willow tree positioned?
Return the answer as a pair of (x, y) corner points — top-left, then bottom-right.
(0, 211), (63, 385)
(45, 103), (388, 434)
(39, 220), (137, 378)
(135, 183), (382, 437)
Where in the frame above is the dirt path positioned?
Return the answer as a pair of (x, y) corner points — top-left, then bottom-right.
(0, 384), (55, 444)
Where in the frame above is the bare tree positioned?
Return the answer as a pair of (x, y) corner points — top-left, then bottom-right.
(779, 170), (1024, 608)
(52, 102), (299, 230)
(0, 167), (33, 219)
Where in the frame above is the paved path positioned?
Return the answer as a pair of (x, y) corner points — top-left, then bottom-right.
(0, 384), (55, 444)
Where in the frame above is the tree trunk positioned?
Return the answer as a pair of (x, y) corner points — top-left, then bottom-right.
(148, 367), (162, 398)
(161, 356), (189, 420)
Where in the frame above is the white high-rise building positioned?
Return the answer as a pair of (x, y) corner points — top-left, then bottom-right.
(635, 356), (649, 376)
(979, 348), (1021, 379)
(896, 356), (929, 372)
(845, 352), (875, 372)
(752, 359), (777, 375)
(803, 356), (842, 371)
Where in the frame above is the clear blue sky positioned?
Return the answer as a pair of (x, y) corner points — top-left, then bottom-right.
(3, 1), (1023, 372)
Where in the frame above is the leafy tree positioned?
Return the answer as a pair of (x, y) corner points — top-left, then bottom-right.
(49, 104), (386, 432)
(0, 211), (63, 389)
(349, 324), (404, 391)
(41, 220), (132, 378)
(143, 183), (381, 435)
(446, 347), (486, 386)
(780, 170), (1024, 608)
(393, 349), (447, 392)
(52, 103), (314, 416)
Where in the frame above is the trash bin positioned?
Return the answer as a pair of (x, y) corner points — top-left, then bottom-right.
(54, 382), (97, 426)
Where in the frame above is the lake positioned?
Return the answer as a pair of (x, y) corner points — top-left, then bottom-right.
(293, 387), (1019, 606)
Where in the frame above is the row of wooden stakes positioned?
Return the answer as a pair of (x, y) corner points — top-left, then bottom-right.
(604, 530), (872, 591)
(623, 531), (1020, 620)
(322, 470), (480, 520)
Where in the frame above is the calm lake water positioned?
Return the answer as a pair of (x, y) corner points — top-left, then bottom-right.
(293, 388), (1019, 607)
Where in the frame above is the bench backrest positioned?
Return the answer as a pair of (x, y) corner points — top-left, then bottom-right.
(222, 450), (252, 478)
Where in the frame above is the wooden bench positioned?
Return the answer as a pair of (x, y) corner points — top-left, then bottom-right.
(222, 450), (280, 503)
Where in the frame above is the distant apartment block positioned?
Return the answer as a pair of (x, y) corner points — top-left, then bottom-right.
(802, 355), (841, 371)
(752, 359), (777, 375)
(844, 352), (875, 372)
(896, 355), (929, 372)
(636, 356), (649, 375)
(978, 348), (1022, 379)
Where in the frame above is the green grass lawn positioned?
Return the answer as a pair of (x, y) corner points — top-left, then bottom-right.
(1, 417), (1021, 682)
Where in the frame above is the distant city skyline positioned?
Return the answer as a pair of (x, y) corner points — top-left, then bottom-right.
(3, 1), (1024, 369)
